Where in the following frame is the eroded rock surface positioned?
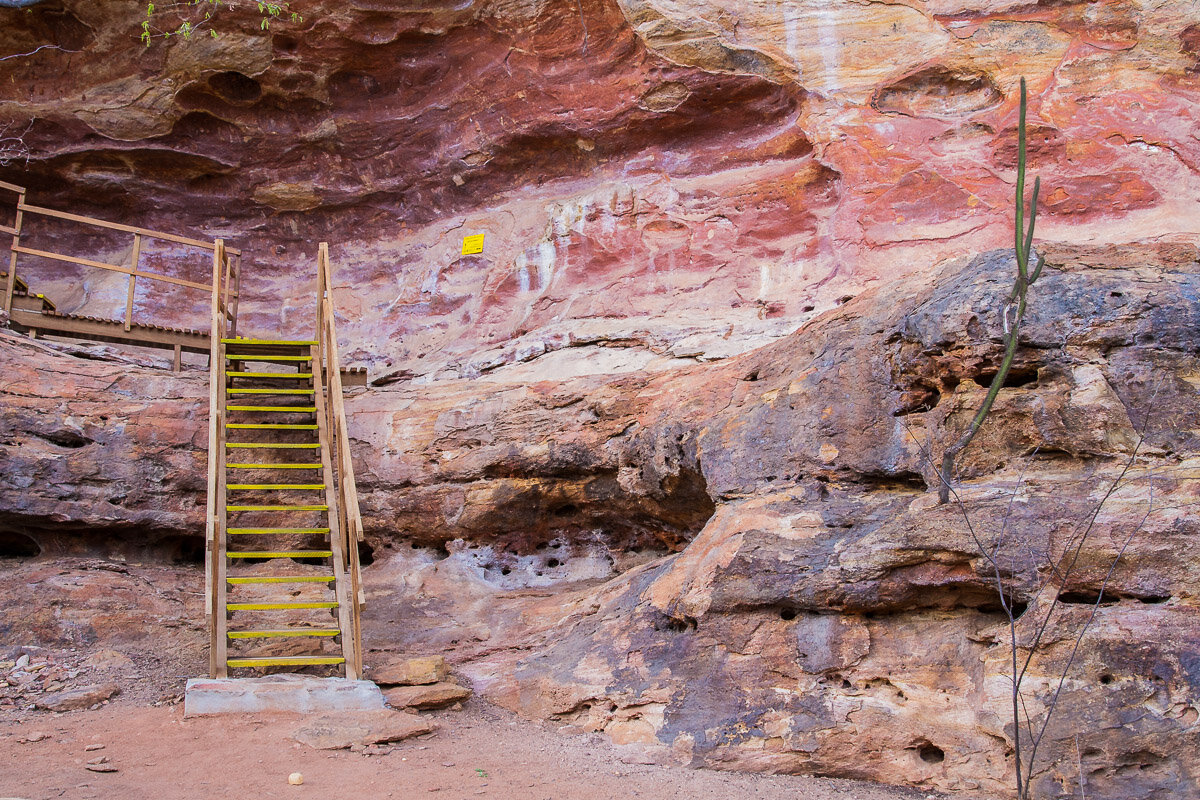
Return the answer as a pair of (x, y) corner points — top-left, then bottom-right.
(0, 0), (1197, 386)
(2, 1), (1200, 797)
(2, 244), (1199, 798)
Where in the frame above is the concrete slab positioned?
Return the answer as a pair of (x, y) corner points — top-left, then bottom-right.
(184, 674), (386, 717)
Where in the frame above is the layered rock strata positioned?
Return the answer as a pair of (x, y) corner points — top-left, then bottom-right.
(0, 0), (1197, 384)
(2, 244), (1198, 798)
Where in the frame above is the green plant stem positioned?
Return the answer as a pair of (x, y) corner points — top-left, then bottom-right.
(938, 76), (1045, 504)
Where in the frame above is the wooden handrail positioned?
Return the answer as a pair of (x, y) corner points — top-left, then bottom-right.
(11, 244), (213, 291)
(315, 241), (364, 678)
(3, 185), (243, 351)
(18, 202), (241, 255)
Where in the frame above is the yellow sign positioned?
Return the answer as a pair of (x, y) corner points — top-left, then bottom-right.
(461, 234), (485, 255)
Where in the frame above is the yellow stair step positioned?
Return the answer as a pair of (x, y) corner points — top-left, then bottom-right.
(226, 463), (322, 470)
(227, 388), (315, 395)
(227, 600), (338, 610)
(227, 575), (335, 585)
(222, 338), (317, 346)
(227, 483), (325, 490)
(228, 550), (332, 559)
(226, 423), (318, 430)
(226, 442), (320, 449)
(226, 405), (317, 413)
(226, 354), (312, 362)
(228, 527), (330, 535)
(228, 656), (345, 668)
(227, 628), (340, 639)
(226, 504), (328, 511)
(225, 371), (313, 379)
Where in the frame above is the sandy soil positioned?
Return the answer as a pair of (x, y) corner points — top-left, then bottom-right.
(1, 698), (955, 800)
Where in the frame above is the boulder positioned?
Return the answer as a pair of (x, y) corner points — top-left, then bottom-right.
(371, 655), (448, 687)
(383, 682), (472, 711)
(35, 683), (119, 712)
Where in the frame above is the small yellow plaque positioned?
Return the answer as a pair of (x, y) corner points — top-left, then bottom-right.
(461, 233), (485, 255)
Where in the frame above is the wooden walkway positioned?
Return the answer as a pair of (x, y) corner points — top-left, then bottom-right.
(0, 180), (365, 384)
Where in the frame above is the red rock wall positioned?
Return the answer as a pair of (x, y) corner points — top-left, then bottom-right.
(3, 2), (1200, 798)
(1, 0), (1197, 381)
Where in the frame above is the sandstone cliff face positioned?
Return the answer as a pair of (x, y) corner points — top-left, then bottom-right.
(3, 1), (1200, 798)
(4, 245), (1199, 798)
(1, 0), (1198, 383)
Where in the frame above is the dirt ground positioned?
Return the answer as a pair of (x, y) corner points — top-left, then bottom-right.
(0, 697), (959, 800)
(0, 558), (989, 800)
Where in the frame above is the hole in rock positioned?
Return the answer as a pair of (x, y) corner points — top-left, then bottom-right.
(779, 607), (798, 621)
(546, 558), (560, 568)
(1059, 590), (1118, 606)
(552, 504), (578, 518)
(1099, 673), (1114, 685)
(168, 110), (241, 144)
(36, 429), (93, 448)
(156, 535), (204, 564)
(856, 470), (927, 492)
(1027, 447), (1075, 462)
(652, 613), (697, 634)
(893, 385), (942, 417)
(0, 531), (41, 558)
(918, 743), (946, 764)
(358, 542), (375, 566)
(977, 598), (1028, 619)
(327, 69), (383, 99)
(972, 366), (1038, 389)
(874, 67), (1002, 116)
(208, 71), (262, 104)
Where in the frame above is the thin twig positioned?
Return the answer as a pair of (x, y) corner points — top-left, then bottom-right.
(0, 44), (72, 61)
(1023, 473), (1155, 792)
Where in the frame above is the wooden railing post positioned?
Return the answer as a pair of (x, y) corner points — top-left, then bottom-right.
(205, 239), (227, 678)
(3, 186), (25, 316)
(315, 241), (365, 679)
(229, 253), (241, 338)
(124, 233), (142, 332)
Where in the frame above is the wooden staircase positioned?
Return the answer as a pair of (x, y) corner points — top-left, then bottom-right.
(205, 243), (365, 679)
(0, 184), (367, 680)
